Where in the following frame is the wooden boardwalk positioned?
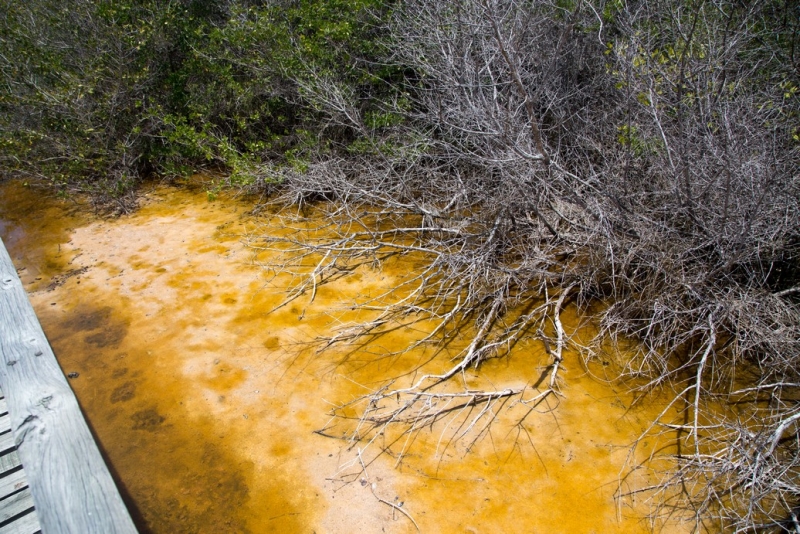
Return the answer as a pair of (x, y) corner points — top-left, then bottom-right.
(0, 236), (137, 533)
(0, 389), (41, 534)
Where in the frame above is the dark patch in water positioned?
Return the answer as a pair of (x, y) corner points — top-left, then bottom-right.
(111, 367), (129, 379)
(136, 444), (253, 533)
(62, 305), (113, 332)
(85, 324), (128, 348)
(58, 304), (129, 348)
(111, 382), (136, 403)
(131, 408), (165, 431)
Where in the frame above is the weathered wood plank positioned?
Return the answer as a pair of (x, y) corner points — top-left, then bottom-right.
(0, 487), (35, 523)
(0, 450), (21, 476)
(0, 469), (28, 502)
(0, 237), (137, 533)
(0, 416), (8, 437)
(0, 435), (12, 458)
(0, 506), (41, 534)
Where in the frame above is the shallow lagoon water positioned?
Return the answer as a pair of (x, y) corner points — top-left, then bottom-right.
(0, 179), (683, 533)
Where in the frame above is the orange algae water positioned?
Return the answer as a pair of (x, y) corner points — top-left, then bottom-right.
(0, 179), (685, 533)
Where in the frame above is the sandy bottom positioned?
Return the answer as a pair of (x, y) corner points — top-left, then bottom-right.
(0, 179), (686, 533)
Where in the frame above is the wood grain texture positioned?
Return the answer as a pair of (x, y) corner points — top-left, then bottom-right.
(0, 487), (36, 523)
(0, 448), (22, 476)
(0, 237), (137, 533)
(0, 434), (13, 456)
(0, 469), (28, 503)
(0, 507), (41, 534)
